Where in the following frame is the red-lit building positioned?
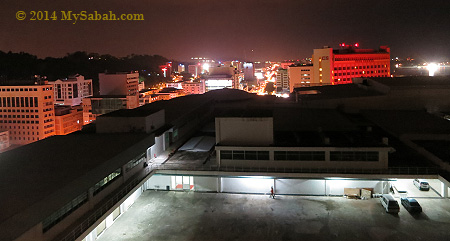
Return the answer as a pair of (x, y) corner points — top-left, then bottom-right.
(159, 62), (173, 78)
(312, 44), (390, 85)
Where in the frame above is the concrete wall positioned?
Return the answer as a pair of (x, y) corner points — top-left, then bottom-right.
(288, 65), (314, 92)
(99, 73), (138, 96)
(215, 117), (273, 146)
(145, 175), (171, 190)
(96, 110), (165, 134)
(15, 224), (42, 241)
(144, 175), (389, 197)
(150, 135), (165, 158)
(312, 48), (333, 85)
(194, 176), (218, 192)
(276, 179), (326, 195)
(216, 147), (390, 170)
(221, 177), (273, 194)
(326, 180), (385, 196)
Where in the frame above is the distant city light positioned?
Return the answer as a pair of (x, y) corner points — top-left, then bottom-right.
(426, 63), (438, 76)
(202, 63), (210, 73)
(255, 72), (264, 80)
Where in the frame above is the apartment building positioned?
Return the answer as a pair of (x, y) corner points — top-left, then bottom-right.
(48, 74), (93, 106)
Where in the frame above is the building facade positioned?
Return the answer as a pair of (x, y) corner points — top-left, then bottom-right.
(204, 66), (239, 92)
(0, 130), (10, 152)
(215, 116), (390, 169)
(82, 96), (135, 124)
(99, 72), (140, 108)
(182, 80), (206, 95)
(312, 44), (390, 85)
(48, 74), (93, 106)
(0, 81), (55, 146)
(54, 105), (83, 135)
(288, 65), (314, 92)
(276, 68), (289, 93)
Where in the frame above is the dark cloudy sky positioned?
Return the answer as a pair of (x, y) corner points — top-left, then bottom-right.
(1, 0), (449, 61)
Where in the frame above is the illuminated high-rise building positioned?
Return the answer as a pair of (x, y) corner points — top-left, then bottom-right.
(188, 64), (200, 77)
(312, 44), (390, 85)
(243, 62), (255, 83)
(276, 68), (289, 93)
(54, 105), (83, 135)
(0, 80), (55, 146)
(204, 66), (239, 92)
(288, 65), (314, 92)
(48, 74), (93, 106)
(178, 64), (186, 73)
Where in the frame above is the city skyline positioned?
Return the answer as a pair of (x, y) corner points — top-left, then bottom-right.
(1, 0), (450, 61)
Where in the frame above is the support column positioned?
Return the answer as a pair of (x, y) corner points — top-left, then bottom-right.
(88, 188), (94, 209)
(217, 177), (222, 193)
(441, 182), (449, 198)
(325, 151), (330, 162)
(273, 178), (276, 194)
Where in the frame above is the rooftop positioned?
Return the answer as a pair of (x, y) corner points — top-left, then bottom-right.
(0, 79), (48, 86)
(363, 110), (450, 136)
(293, 84), (384, 100)
(0, 132), (152, 224)
(372, 76), (450, 88)
(88, 95), (127, 99)
(333, 46), (389, 55)
(216, 109), (273, 118)
(100, 108), (162, 118)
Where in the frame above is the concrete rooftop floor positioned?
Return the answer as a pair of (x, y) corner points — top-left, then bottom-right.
(97, 191), (450, 241)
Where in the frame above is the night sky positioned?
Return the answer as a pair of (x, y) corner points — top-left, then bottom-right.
(1, 0), (450, 61)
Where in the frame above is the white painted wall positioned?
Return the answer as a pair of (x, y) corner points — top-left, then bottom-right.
(276, 179), (326, 195)
(151, 135), (164, 158)
(122, 187), (143, 212)
(194, 176), (218, 192)
(221, 177), (273, 194)
(145, 175), (171, 190)
(326, 180), (383, 196)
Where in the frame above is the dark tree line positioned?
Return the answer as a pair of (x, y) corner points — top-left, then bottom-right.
(0, 51), (170, 93)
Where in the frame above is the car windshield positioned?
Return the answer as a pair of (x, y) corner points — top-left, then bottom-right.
(410, 202), (420, 206)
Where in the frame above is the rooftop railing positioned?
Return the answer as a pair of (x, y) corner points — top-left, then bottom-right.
(150, 163), (440, 176)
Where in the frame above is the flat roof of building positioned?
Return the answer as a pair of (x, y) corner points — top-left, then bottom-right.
(138, 89), (255, 125)
(333, 47), (389, 55)
(0, 132), (151, 224)
(217, 109), (273, 118)
(100, 108), (162, 117)
(293, 84), (384, 100)
(274, 108), (358, 132)
(0, 79), (47, 86)
(88, 95), (127, 98)
(372, 76), (450, 88)
(363, 110), (450, 136)
(414, 140), (450, 165)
